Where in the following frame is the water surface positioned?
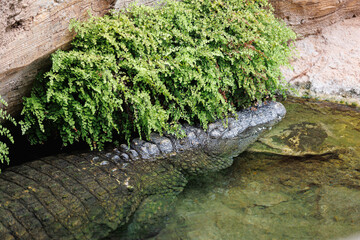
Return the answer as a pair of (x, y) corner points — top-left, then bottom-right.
(150, 99), (360, 240)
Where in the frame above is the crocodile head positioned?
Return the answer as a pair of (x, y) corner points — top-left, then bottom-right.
(113, 101), (286, 174)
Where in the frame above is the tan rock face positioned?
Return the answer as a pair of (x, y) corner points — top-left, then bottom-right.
(283, 17), (360, 105)
(270, 0), (360, 36)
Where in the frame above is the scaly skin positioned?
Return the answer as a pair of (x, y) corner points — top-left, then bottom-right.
(0, 102), (286, 240)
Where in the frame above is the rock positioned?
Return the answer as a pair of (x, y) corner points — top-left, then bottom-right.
(272, 0), (360, 106)
(283, 17), (360, 105)
(247, 98), (360, 157)
(269, 0), (360, 36)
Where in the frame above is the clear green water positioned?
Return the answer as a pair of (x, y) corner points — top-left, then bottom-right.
(150, 99), (360, 240)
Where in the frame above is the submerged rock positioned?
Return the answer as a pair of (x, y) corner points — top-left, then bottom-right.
(0, 102), (285, 240)
(248, 98), (360, 157)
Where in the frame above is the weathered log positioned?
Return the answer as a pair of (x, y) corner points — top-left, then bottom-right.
(0, 102), (285, 240)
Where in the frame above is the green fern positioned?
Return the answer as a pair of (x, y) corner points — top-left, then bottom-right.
(0, 96), (17, 173)
(20, 0), (296, 150)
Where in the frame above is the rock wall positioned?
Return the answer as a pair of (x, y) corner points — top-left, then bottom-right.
(283, 17), (360, 105)
(269, 0), (360, 37)
(269, 1), (360, 105)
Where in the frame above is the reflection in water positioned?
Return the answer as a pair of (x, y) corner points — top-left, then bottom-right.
(150, 99), (360, 240)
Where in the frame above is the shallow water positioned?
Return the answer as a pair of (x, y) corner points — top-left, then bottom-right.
(149, 99), (360, 240)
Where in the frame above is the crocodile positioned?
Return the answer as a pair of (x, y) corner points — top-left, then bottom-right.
(0, 101), (286, 240)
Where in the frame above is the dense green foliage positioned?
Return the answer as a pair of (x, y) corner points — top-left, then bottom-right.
(0, 96), (17, 173)
(20, 0), (296, 150)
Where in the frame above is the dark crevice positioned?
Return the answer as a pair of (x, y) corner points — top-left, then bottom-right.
(6, 19), (25, 32)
